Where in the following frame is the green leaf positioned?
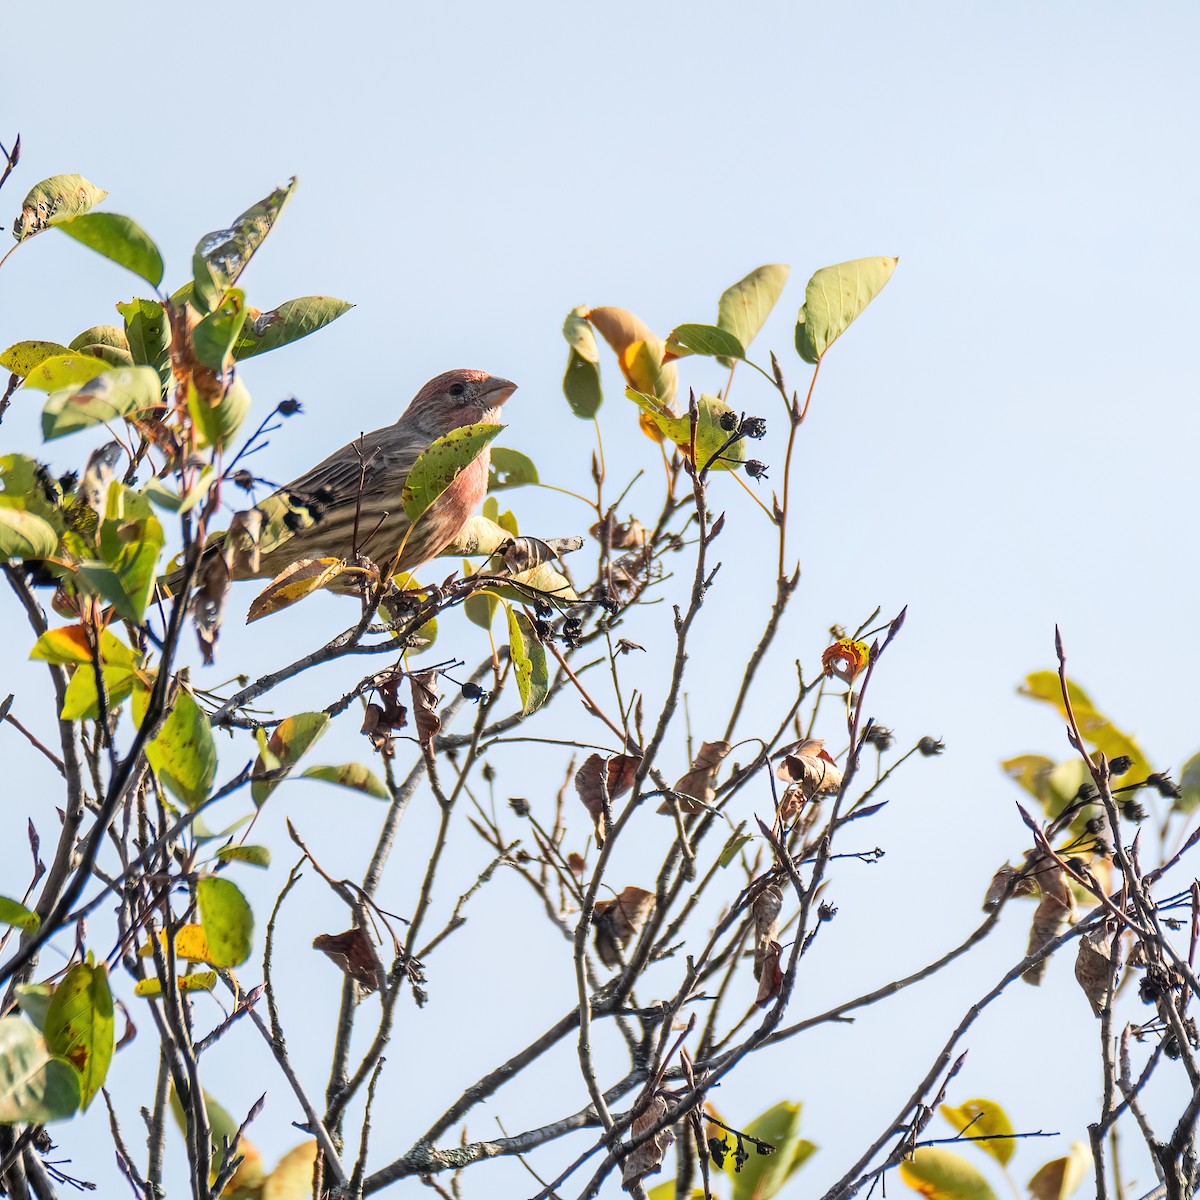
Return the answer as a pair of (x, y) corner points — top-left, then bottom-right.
(12, 175), (107, 242)
(56, 212), (164, 287)
(188, 373), (252, 451)
(69, 326), (128, 354)
(214, 844), (272, 868)
(795, 256), (897, 364)
(75, 482), (165, 623)
(1177, 751), (1200, 814)
(132, 684), (217, 809)
(43, 960), (113, 1110)
(301, 763), (389, 799)
(0, 341), (74, 375)
(197, 877), (254, 967)
(14, 985), (52, 1031)
(0, 1017), (81, 1124)
(488, 447), (539, 491)
(402, 422), (504, 521)
(117, 297), (170, 382)
(168, 1085), (244, 1183)
(506, 607), (548, 715)
(0, 508), (58, 561)
(898, 1147), (997, 1200)
(193, 288), (248, 370)
(718, 831), (752, 867)
(463, 562), (500, 631)
(717, 264), (790, 366)
(562, 306), (603, 418)
(19, 353), (109, 391)
(42, 366), (162, 439)
(192, 177), (297, 313)
(727, 1101), (817, 1200)
(939, 1098), (1016, 1166)
(231, 296), (353, 360)
(142, 467), (214, 514)
(626, 389), (747, 472)
(251, 712), (330, 804)
(0, 897), (39, 932)
(664, 323), (746, 361)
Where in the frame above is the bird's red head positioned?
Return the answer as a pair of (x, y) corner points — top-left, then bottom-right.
(402, 369), (517, 437)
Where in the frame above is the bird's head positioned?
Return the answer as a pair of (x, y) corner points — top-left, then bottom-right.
(404, 369), (517, 436)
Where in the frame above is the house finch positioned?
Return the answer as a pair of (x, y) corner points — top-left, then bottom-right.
(170, 369), (516, 592)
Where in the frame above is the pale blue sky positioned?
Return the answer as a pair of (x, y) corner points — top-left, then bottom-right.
(2, 3), (1199, 1196)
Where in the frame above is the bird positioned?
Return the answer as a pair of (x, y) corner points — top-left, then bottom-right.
(168, 369), (516, 592)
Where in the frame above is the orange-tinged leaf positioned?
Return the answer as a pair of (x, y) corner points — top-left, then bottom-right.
(246, 557), (349, 622)
(822, 638), (870, 683)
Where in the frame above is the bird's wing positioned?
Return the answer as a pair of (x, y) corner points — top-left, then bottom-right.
(279, 425), (421, 508)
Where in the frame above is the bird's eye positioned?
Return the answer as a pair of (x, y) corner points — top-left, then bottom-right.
(449, 382), (466, 398)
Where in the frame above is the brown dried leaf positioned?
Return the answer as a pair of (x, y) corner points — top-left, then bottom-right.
(228, 507), (262, 576)
(621, 1092), (674, 1189)
(1075, 925), (1116, 1017)
(192, 549), (232, 666)
(567, 852), (586, 876)
(774, 739), (843, 800)
(576, 753), (642, 841)
(589, 515), (647, 550)
(410, 670), (441, 751)
(755, 940), (784, 1007)
(1023, 861), (1076, 985)
(661, 740), (732, 815)
(312, 927), (379, 993)
(594, 886), (654, 969)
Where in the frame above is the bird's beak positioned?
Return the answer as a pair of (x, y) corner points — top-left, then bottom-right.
(480, 376), (517, 406)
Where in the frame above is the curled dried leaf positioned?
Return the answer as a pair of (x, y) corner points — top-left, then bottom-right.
(192, 550), (232, 666)
(312, 927), (380, 993)
(1023, 860), (1076, 985)
(575, 753), (642, 842)
(589, 515), (647, 550)
(752, 883), (783, 982)
(228, 507), (262, 576)
(661, 740), (732, 815)
(410, 670), (441, 752)
(775, 739), (843, 801)
(594, 886), (654, 969)
(1075, 925), (1116, 1016)
(982, 862), (1038, 912)
(755, 940), (784, 1008)
(621, 1092), (674, 1189)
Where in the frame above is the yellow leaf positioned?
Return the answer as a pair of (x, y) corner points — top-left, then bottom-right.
(134, 971), (217, 997)
(136, 925), (213, 963)
(939, 1098), (1016, 1166)
(1028, 1144), (1092, 1200)
(899, 1147), (998, 1200)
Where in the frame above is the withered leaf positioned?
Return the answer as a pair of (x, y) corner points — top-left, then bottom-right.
(575, 753), (642, 842)
(774, 739), (842, 801)
(752, 883), (783, 982)
(192, 549), (232, 666)
(589, 515), (647, 550)
(621, 1092), (674, 1189)
(1023, 859), (1076, 985)
(661, 740), (732, 815)
(228, 508), (263, 577)
(594, 886), (654, 969)
(821, 637), (870, 683)
(1075, 924), (1116, 1017)
(501, 535), (584, 574)
(410, 670), (441, 751)
(312, 927), (380, 993)
(755, 940), (784, 1008)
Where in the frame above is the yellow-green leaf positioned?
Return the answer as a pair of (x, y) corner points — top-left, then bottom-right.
(898, 1147), (997, 1200)
(0, 508), (58, 562)
(795, 256), (897, 364)
(0, 341), (74, 376)
(188, 373), (252, 450)
(402, 422), (504, 521)
(939, 1098), (1016, 1166)
(12, 175), (107, 242)
(0, 1016), (81, 1124)
(134, 971), (217, 998)
(231, 297), (354, 360)
(301, 763), (389, 800)
(214, 844), (272, 868)
(197, 877), (253, 967)
(60, 662), (138, 720)
(41, 366), (162, 439)
(0, 897), (39, 933)
(726, 1100), (816, 1200)
(1028, 1144), (1091, 1200)
(42, 961), (113, 1110)
(627, 389), (747, 472)
(251, 712), (330, 804)
(716, 264), (790, 366)
(488, 447), (539, 491)
(261, 1140), (318, 1200)
(19, 354), (109, 392)
(246, 556), (349, 623)
(664, 324), (747, 361)
(506, 606), (548, 715)
(132, 683), (217, 809)
(562, 306), (603, 418)
(193, 288), (247, 371)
